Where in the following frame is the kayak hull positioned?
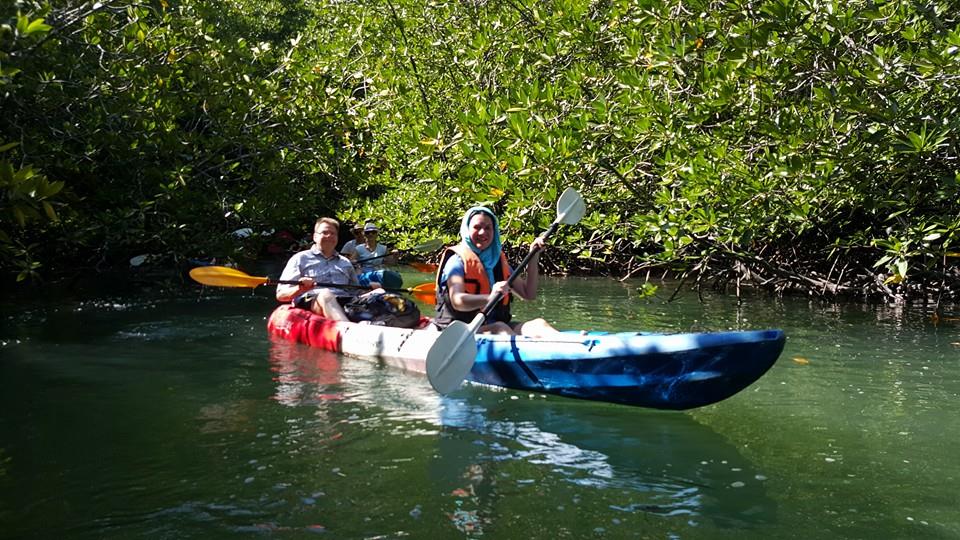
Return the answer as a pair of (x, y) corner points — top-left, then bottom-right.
(266, 305), (785, 410)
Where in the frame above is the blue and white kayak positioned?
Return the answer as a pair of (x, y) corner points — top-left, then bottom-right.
(267, 305), (785, 410)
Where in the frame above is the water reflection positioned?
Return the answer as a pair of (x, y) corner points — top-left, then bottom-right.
(268, 338), (345, 407)
(266, 340), (776, 531)
(434, 389), (777, 530)
(267, 338), (443, 428)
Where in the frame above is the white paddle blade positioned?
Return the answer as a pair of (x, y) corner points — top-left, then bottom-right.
(426, 320), (478, 394)
(411, 238), (444, 252)
(556, 188), (585, 225)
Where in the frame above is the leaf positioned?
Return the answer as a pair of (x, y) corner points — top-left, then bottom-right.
(41, 180), (64, 197)
(42, 201), (59, 222)
(0, 142), (19, 153)
(872, 255), (892, 268)
(25, 18), (52, 36)
(0, 165), (14, 190)
(12, 206), (26, 227)
(896, 260), (908, 277)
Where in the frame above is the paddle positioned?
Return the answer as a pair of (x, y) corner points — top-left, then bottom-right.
(425, 187), (586, 394)
(406, 261), (439, 273)
(354, 238), (444, 266)
(189, 265), (436, 302)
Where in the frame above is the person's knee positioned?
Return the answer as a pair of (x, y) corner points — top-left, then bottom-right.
(482, 321), (515, 335)
(310, 289), (337, 315)
(315, 289), (336, 303)
(538, 318), (558, 330)
(309, 297), (325, 315)
(495, 322), (515, 334)
(518, 318), (557, 336)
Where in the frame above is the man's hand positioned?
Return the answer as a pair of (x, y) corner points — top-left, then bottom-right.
(359, 287), (386, 300)
(299, 277), (315, 290)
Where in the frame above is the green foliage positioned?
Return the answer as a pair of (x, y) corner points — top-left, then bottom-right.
(1, 0), (371, 277)
(322, 0), (960, 299)
(1, 0), (958, 300)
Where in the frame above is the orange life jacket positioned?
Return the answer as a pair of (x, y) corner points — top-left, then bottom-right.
(433, 243), (511, 327)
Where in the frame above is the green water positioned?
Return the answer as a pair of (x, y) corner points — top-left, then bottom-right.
(1, 277), (958, 539)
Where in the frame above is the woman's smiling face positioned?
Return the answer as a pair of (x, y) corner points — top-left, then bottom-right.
(467, 213), (494, 250)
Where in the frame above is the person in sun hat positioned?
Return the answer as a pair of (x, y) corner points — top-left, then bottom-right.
(353, 221), (404, 289)
(353, 222), (388, 270)
(433, 206), (558, 336)
(340, 223), (365, 258)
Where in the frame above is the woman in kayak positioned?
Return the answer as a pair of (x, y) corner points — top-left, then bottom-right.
(434, 206), (559, 336)
(352, 221), (404, 289)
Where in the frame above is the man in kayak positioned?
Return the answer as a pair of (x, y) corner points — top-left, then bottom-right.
(276, 217), (381, 321)
(434, 206), (559, 336)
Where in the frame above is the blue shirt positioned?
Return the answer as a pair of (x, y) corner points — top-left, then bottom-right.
(354, 243), (388, 272)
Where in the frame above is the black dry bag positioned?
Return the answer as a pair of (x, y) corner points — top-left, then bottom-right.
(343, 292), (421, 328)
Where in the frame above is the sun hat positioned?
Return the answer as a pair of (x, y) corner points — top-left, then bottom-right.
(363, 222), (379, 233)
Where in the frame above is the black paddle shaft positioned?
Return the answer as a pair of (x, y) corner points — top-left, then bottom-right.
(273, 279), (411, 294)
(355, 252), (393, 264)
(478, 221), (561, 318)
(353, 239), (441, 264)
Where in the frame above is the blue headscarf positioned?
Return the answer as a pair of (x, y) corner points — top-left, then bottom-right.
(459, 206), (502, 287)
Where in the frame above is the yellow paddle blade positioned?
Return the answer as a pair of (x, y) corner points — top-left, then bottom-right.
(409, 281), (436, 304)
(189, 266), (270, 288)
(411, 282), (436, 294)
(412, 291), (435, 304)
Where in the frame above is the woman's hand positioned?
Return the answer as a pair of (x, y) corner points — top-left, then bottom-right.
(528, 236), (546, 254)
(490, 280), (510, 300)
